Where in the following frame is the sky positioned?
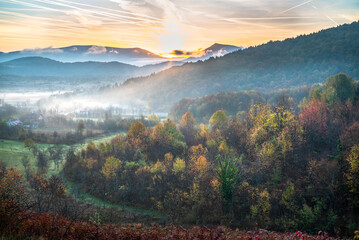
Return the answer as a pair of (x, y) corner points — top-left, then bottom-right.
(1, 0), (359, 56)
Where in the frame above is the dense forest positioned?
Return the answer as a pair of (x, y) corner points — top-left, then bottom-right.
(60, 73), (359, 236)
(2, 72), (359, 238)
(114, 21), (359, 111)
(169, 86), (311, 123)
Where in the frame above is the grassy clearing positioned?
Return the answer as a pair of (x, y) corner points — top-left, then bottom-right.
(73, 132), (123, 149)
(0, 132), (122, 175)
(0, 139), (64, 175)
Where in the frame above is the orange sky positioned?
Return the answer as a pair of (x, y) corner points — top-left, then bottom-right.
(1, 0), (358, 56)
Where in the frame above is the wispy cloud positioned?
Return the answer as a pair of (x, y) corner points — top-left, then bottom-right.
(0, 0), (358, 53)
(280, 0), (313, 14)
(326, 15), (339, 25)
(21, 47), (63, 53)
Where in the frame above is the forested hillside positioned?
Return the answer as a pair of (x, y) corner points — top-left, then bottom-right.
(118, 21), (359, 111)
(60, 73), (359, 236)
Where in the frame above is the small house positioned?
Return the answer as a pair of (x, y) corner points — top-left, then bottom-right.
(7, 119), (22, 127)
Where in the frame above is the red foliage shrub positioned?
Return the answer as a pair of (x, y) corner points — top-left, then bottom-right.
(1, 211), (347, 240)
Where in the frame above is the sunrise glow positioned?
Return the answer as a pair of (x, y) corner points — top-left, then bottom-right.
(1, 0), (359, 56)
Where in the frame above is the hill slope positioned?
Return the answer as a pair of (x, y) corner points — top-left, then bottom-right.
(0, 57), (182, 78)
(0, 57), (183, 93)
(117, 21), (359, 111)
(0, 45), (165, 66)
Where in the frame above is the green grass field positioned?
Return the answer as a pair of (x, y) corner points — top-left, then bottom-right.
(0, 139), (63, 175)
(0, 132), (123, 174)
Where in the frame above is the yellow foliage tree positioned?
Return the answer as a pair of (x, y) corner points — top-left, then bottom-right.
(101, 157), (121, 180)
(209, 110), (228, 130)
(346, 145), (359, 207)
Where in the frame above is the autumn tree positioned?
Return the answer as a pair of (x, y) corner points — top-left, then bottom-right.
(249, 188), (271, 227)
(299, 99), (329, 151)
(309, 85), (322, 101)
(24, 138), (36, 152)
(346, 145), (359, 209)
(0, 168), (27, 233)
(148, 113), (160, 123)
(179, 112), (197, 146)
(340, 122), (359, 150)
(151, 120), (186, 159)
(28, 172), (48, 212)
(247, 104), (302, 185)
(209, 110), (228, 131)
(128, 121), (146, 139)
(275, 93), (293, 111)
(127, 121), (150, 154)
(223, 117), (247, 154)
(101, 156), (121, 190)
(188, 144), (207, 171)
(323, 73), (355, 104)
(85, 142), (100, 159)
(45, 175), (66, 214)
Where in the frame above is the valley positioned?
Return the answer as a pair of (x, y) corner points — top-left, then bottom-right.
(0, 5), (358, 238)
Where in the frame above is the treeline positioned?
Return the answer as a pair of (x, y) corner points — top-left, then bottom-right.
(169, 86), (312, 123)
(0, 167), (339, 240)
(64, 73), (359, 236)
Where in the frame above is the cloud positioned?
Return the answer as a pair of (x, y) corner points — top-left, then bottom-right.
(280, 0), (313, 14)
(170, 49), (192, 56)
(169, 46), (235, 58)
(2, 0), (358, 53)
(110, 0), (186, 51)
(21, 47), (63, 54)
(86, 45), (107, 54)
(326, 15), (338, 25)
(212, 49), (228, 57)
(111, 0), (161, 17)
(65, 10), (102, 27)
(109, 49), (119, 54)
(169, 48), (207, 57)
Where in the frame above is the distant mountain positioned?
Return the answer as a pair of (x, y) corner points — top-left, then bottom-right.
(0, 45), (166, 66)
(114, 21), (359, 111)
(184, 43), (243, 62)
(0, 44), (240, 66)
(0, 56), (184, 78)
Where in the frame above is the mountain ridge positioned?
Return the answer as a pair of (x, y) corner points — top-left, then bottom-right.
(0, 43), (240, 66)
(115, 21), (359, 111)
(0, 56), (183, 79)
(0, 45), (165, 66)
